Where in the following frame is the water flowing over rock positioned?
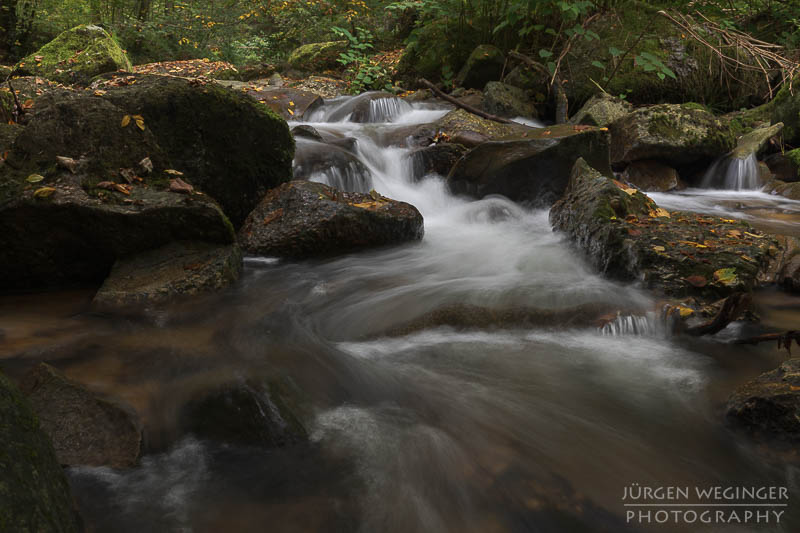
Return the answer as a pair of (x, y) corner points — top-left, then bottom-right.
(15, 24), (131, 85)
(408, 142), (467, 180)
(609, 103), (734, 166)
(178, 379), (308, 448)
(726, 358), (800, 444)
(0, 371), (81, 532)
(93, 241), (243, 309)
(448, 125), (612, 205)
(238, 180), (424, 258)
(731, 122), (783, 160)
(315, 91), (412, 123)
(701, 153), (762, 190)
(294, 138), (373, 192)
(550, 158), (781, 303)
(19, 363), (142, 468)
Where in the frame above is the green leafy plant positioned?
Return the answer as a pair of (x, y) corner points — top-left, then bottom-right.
(332, 25), (392, 93)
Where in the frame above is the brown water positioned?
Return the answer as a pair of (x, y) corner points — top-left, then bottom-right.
(2, 95), (799, 532)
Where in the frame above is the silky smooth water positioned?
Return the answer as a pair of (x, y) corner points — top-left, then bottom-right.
(2, 97), (799, 533)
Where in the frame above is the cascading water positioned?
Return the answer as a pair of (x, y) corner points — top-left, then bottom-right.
(701, 153), (761, 190)
(18, 93), (797, 533)
(366, 96), (413, 122)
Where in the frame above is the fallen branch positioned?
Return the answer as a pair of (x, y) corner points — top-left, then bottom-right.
(418, 78), (512, 124)
(735, 331), (800, 354)
(6, 77), (24, 123)
(684, 292), (751, 336)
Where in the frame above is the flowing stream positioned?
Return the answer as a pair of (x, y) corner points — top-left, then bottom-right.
(2, 95), (799, 532)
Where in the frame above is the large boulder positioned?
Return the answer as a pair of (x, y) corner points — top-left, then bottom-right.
(448, 125), (612, 205)
(569, 93), (633, 127)
(178, 378), (307, 448)
(287, 41), (347, 72)
(93, 241), (243, 309)
(0, 371), (81, 532)
(239, 180), (424, 258)
(132, 59), (240, 80)
(456, 44), (504, 90)
(16, 24), (131, 85)
(19, 363), (141, 468)
(482, 81), (537, 120)
(550, 158), (781, 302)
(726, 359), (800, 444)
(100, 74), (294, 226)
(609, 103), (734, 166)
(409, 142), (467, 179)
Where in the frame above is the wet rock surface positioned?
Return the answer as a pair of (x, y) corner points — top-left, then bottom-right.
(93, 241), (243, 309)
(0, 370), (81, 532)
(238, 180), (423, 259)
(448, 126), (612, 205)
(609, 103), (734, 165)
(482, 81), (538, 120)
(550, 158), (781, 303)
(726, 358), (800, 444)
(410, 142), (467, 179)
(293, 139), (373, 192)
(19, 363), (142, 468)
(621, 159), (681, 192)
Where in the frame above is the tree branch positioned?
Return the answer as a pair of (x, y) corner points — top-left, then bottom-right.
(418, 78), (512, 124)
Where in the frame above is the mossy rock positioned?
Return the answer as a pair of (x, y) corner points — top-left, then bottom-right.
(550, 158), (780, 304)
(286, 41), (347, 72)
(0, 122), (21, 153)
(569, 93), (633, 127)
(482, 81), (538, 120)
(609, 103), (734, 166)
(455, 44), (504, 90)
(0, 371), (81, 533)
(16, 24), (131, 85)
(766, 83), (800, 146)
(100, 74), (294, 226)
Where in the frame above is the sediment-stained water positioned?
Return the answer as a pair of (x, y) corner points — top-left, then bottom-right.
(2, 95), (798, 533)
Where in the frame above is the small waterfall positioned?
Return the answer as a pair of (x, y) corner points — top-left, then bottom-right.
(600, 313), (657, 336)
(308, 161), (373, 193)
(701, 153), (761, 190)
(367, 97), (413, 123)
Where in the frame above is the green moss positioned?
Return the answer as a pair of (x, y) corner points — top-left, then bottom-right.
(17, 24), (131, 85)
(286, 40), (347, 71)
(647, 112), (681, 140)
(681, 102), (711, 112)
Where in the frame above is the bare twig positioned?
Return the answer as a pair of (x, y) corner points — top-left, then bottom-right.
(735, 330), (800, 354)
(418, 78), (512, 124)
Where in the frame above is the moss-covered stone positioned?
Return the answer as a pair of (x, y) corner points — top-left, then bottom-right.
(550, 158), (780, 304)
(100, 74), (294, 226)
(16, 24), (131, 85)
(731, 122), (783, 160)
(569, 93), (633, 127)
(0, 371), (81, 533)
(286, 40), (347, 72)
(482, 81), (537, 119)
(609, 103), (735, 165)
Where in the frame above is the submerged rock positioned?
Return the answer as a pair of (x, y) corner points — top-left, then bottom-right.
(609, 103), (734, 165)
(16, 24), (131, 85)
(456, 44), (504, 90)
(482, 81), (537, 119)
(0, 371), (81, 532)
(287, 40), (347, 72)
(93, 241), (243, 309)
(726, 359), (800, 444)
(238, 180), (423, 258)
(448, 125), (612, 205)
(621, 160), (680, 192)
(178, 378), (307, 448)
(19, 363), (142, 468)
(550, 158), (780, 302)
(569, 93), (633, 127)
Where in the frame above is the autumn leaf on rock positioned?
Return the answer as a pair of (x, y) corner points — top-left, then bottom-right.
(164, 169), (184, 176)
(685, 275), (707, 288)
(33, 186), (56, 198)
(26, 174), (44, 183)
(121, 115), (131, 127)
(713, 268), (739, 287)
(55, 156), (78, 173)
(169, 178), (193, 194)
